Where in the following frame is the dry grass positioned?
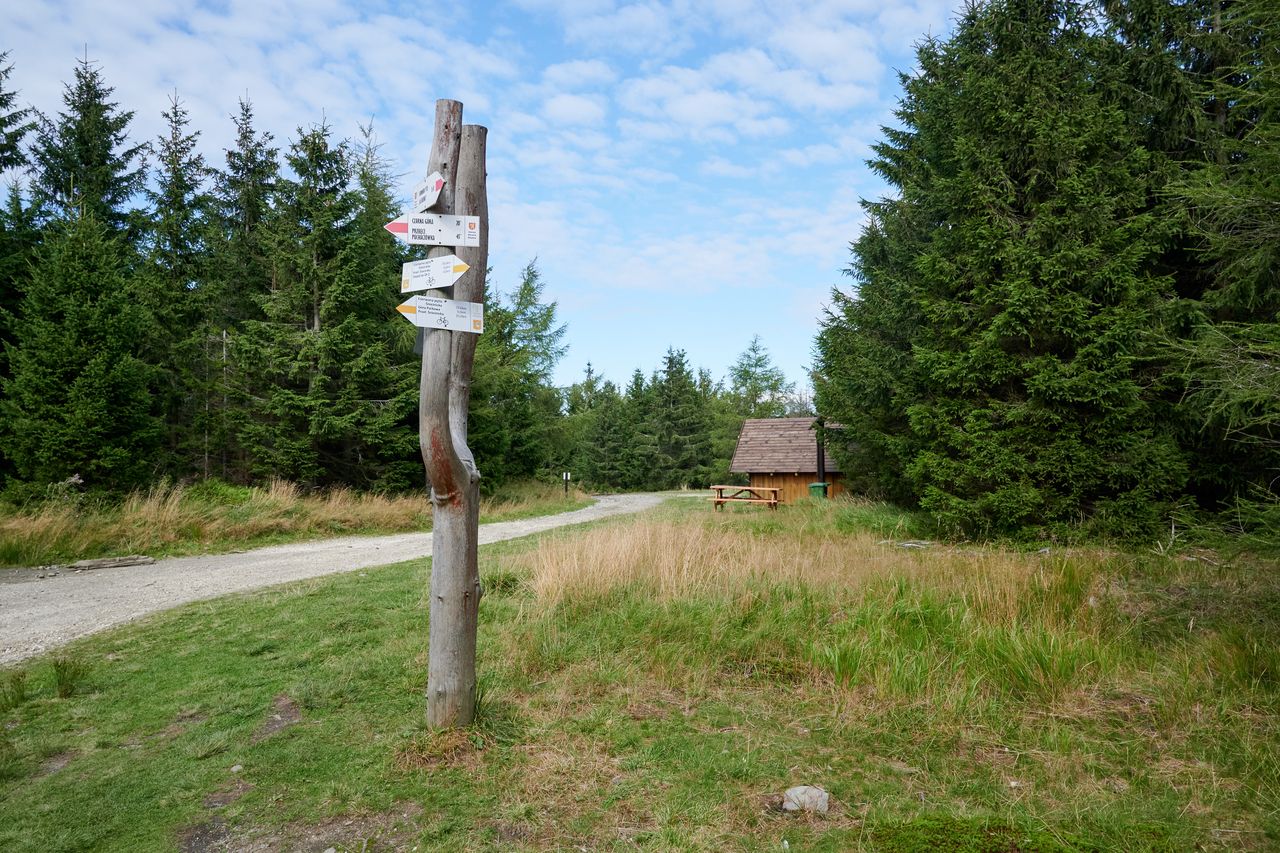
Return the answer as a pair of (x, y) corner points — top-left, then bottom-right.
(516, 508), (1132, 714)
(479, 481), (591, 519)
(522, 515), (1107, 629)
(0, 480), (432, 567)
(0, 479), (591, 567)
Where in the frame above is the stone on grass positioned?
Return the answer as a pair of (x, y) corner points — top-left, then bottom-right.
(782, 785), (829, 814)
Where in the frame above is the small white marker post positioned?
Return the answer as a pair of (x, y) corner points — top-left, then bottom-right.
(563, 471), (570, 497)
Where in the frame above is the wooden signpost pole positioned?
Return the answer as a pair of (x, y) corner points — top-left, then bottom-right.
(416, 100), (488, 728)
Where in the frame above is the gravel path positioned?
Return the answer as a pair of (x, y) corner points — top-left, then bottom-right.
(0, 492), (666, 665)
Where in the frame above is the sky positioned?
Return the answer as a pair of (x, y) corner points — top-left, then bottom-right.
(6, 0), (959, 391)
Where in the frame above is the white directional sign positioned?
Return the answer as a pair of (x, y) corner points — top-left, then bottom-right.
(396, 295), (484, 334)
(384, 214), (481, 247)
(412, 171), (445, 213)
(401, 256), (469, 293)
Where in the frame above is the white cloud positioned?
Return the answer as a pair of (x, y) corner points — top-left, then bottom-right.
(562, 2), (697, 58)
(700, 156), (755, 178)
(543, 92), (608, 125)
(767, 21), (883, 84)
(542, 59), (617, 88)
(617, 65), (789, 142)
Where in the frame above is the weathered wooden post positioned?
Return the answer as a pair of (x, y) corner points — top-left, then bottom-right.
(387, 99), (488, 728)
(424, 119), (487, 728)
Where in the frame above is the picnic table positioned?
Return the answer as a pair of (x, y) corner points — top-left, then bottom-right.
(709, 484), (781, 511)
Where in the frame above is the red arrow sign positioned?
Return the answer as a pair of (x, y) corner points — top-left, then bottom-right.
(384, 213), (481, 247)
(413, 171), (446, 212)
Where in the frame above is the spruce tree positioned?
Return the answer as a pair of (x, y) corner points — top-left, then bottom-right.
(30, 55), (146, 237)
(314, 129), (418, 489)
(1, 214), (161, 492)
(819, 0), (1188, 536)
(0, 186), (40, 486)
(0, 54), (39, 477)
(468, 293), (521, 490)
(0, 183), (39, 321)
(0, 52), (34, 171)
(650, 348), (713, 489)
(619, 369), (659, 490)
(235, 122), (356, 485)
(562, 363), (603, 482)
(146, 93), (209, 302)
(210, 99), (278, 330)
(815, 194), (930, 504)
(141, 92), (212, 475)
(728, 335), (794, 419)
(583, 380), (630, 487)
(469, 262), (567, 489)
(208, 100), (279, 482)
(1171, 0), (1280, 540)
(508, 262), (567, 383)
(1102, 0), (1262, 516)
(0, 188), (40, 365)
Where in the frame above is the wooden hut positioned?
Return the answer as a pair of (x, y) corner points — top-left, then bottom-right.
(729, 417), (844, 503)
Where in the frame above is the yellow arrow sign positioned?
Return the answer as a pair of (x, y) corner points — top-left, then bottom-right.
(400, 255), (471, 293)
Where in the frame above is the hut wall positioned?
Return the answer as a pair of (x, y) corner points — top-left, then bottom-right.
(748, 472), (845, 503)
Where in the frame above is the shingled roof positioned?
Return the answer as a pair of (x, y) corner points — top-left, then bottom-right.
(729, 417), (842, 474)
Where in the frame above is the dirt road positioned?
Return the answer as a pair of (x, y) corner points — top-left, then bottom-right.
(0, 493), (665, 665)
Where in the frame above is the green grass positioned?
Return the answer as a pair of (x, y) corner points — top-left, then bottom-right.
(0, 478), (593, 568)
(1, 498), (1277, 850)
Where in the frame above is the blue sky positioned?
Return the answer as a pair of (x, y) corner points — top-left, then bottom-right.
(7, 0), (958, 390)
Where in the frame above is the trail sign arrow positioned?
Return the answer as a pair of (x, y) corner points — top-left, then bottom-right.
(396, 295), (484, 334)
(401, 255), (469, 293)
(412, 171), (445, 212)
(385, 213), (481, 247)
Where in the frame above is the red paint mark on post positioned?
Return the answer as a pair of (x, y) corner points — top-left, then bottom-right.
(385, 220), (409, 234)
(429, 430), (458, 503)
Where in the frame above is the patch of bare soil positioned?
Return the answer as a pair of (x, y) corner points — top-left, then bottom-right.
(491, 820), (534, 845)
(202, 779), (252, 809)
(233, 803), (425, 852)
(625, 701), (669, 721)
(177, 817), (230, 853)
(35, 750), (76, 777)
(251, 694), (302, 743)
(159, 709), (208, 740)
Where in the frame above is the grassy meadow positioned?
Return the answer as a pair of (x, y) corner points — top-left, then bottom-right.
(1, 497), (1278, 850)
(0, 479), (592, 568)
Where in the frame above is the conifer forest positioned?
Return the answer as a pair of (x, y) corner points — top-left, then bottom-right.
(1, 0), (1277, 545)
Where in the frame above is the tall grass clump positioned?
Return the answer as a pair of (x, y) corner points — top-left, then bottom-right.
(50, 657), (88, 698)
(0, 672), (27, 711)
(0, 731), (18, 781)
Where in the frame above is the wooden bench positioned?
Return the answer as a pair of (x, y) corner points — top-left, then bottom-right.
(709, 485), (781, 511)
